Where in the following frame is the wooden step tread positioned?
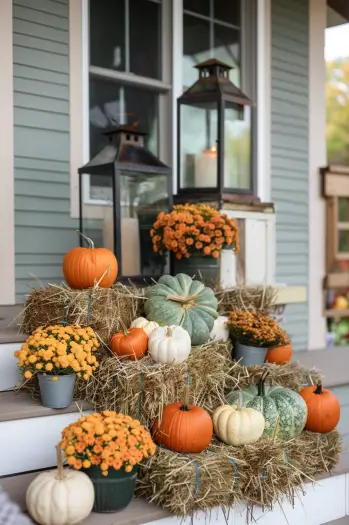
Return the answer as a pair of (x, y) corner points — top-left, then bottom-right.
(322, 518), (349, 525)
(1, 470), (168, 525)
(0, 390), (91, 422)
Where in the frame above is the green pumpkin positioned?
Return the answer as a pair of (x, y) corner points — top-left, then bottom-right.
(144, 274), (218, 346)
(226, 379), (307, 440)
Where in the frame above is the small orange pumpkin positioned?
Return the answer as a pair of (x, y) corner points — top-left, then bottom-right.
(152, 387), (213, 453)
(299, 382), (340, 433)
(265, 344), (292, 365)
(110, 328), (148, 361)
(63, 234), (118, 289)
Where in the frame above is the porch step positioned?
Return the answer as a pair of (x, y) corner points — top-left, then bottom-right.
(322, 519), (349, 525)
(0, 390), (91, 476)
(1, 470), (169, 525)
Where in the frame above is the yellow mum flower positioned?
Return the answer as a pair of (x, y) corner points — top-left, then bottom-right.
(36, 363), (43, 370)
(45, 363), (53, 372)
(66, 445), (75, 455)
(83, 460), (91, 469)
(24, 371), (32, 379)
(28, 355), (37, 364)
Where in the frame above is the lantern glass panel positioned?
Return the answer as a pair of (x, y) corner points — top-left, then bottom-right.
(119, 170), (169, 277)
(180, 102), (218, 189)
(224, 101), (251, 190)
(80, 172), (111, 249)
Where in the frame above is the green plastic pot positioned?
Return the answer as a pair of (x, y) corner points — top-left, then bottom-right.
(84, 466), (138, 513)
(172, 252), (219, 282)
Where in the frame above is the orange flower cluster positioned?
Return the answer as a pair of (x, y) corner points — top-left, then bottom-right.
(60, 411), (156, 476)
(150, 203), (239, 259)
(14, 325), (99, 380)
(228, 311), (290, 348)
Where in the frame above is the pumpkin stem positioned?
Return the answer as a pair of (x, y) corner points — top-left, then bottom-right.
(77, 230), (95, 249)
(56, 445), (65, 481)
(314, 382), (323, 395)
(257, 370), (269, 397)
(166, 293), (198, 305)
(180, 385), (190, 411)
(166, 326), (173, 337)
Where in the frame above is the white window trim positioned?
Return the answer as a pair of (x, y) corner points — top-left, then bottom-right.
(0, 0), (15, 304)
(69, 0), (272, 218)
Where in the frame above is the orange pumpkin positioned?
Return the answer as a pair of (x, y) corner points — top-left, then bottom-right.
(265, 344), (292, 365)
(110, 328), (148, 361)
(152, 387), (213, 453)
(63, 234), (118, 289)
(299, 382), (340, 433)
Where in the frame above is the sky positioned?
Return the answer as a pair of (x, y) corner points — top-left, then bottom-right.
(325, 24), (349, 61)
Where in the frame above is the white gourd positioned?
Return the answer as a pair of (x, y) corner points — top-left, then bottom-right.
(130, 317), (159, 336)
(210, 316), (229, 342)
(26, 446), (94, 525)
(149, 325), (191, 364)
(213, 404), (265, 446)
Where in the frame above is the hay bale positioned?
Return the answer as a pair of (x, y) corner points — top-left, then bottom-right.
(137, 431), (341, 517)
(21, 283), (146, 344)
(77, 341), (243, 428)
(229, 361), (323, 392)
(216, 285), (278, 315)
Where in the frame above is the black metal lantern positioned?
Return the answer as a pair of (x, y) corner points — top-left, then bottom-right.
(78, 125), (172, 281)
(177, 58), (254, 205)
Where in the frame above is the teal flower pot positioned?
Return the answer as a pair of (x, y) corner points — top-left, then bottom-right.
(85, 466), (138, 513)
(38, 373), (76, 409)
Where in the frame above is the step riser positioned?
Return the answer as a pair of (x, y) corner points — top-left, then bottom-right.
(0, 342), (22, 391)
(0, 411), (91, 476)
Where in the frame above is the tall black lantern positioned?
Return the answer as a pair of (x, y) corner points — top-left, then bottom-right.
(78, 125), (172, 281)
(177, 59), (254, 205)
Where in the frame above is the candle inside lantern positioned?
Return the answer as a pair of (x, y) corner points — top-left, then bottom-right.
(195, 146), (217, 187)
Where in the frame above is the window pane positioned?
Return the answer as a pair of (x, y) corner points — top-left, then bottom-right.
(183, 0), (210, 16)
(214, 23), (240, 86)
(129, 0), (162, 79)
(338, 230), (349, 254)
(214, 0), (240, 26)
(180, 104), (218, 188)
(89, 77), (159, 190)
(183, 14), (210, 87)
(90, 0), (126, 71)
(224, 104), (251, 190)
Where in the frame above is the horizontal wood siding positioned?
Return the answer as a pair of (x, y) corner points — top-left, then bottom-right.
(13, 0), (78, 302)
(330, 386), (349, 449)
(271, 0), (309, 350)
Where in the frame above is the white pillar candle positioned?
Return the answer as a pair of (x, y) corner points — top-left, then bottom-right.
(195, 146), (217, 187)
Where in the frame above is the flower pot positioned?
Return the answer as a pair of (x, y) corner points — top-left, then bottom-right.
(265, 344), (292, 365)
(38, 373), (76, 409)
(233, 342), (267, 366)
(85, 466), (137, 513)
(172, 252), (219, 282)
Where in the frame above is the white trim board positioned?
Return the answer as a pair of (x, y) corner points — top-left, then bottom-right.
(0, 0), (15, 305)
(308, 0), (327, 350)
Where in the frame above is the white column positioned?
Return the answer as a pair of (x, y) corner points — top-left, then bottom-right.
(0, 0), (15, 305)
(308, 0), (327, 349)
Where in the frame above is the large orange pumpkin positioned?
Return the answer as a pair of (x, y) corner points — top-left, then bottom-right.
(152, 387), (213, 453)
(299, 382), (340, 433)
(63, 235), (118, 289)
(265, 344), (292, 365)
(110, 328), (148, 361)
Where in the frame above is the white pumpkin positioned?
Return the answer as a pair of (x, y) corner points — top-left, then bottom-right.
(149, 325), (191, 364)
(213, 404), (265, 446)
(26, 448), (94, 525)
(130, 316), (159, 336)
(210, 315), (229, 342)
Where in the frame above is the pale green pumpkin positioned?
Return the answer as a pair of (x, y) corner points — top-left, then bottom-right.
(226, 380), (307, 440)
(144, 274), (218, 346)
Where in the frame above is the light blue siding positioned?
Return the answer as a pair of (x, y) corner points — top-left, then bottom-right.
(13, 0), (78, 302)
(271, 0), (309, 350)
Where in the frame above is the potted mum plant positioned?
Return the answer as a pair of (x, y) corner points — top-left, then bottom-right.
(60, 411), (156, 512)
(228, 311), (290, 366)
(14, 325), (99, 409)
(150, 203), (239, 281)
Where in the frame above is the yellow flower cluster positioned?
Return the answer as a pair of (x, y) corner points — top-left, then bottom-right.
(60, 411), (156, 476)
(14, 325), (99, 380)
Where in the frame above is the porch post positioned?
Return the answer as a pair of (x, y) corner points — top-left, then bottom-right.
(0, 0), (15, 305)
(308, 0), (327, 349)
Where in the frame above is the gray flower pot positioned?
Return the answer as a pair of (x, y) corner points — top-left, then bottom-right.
(233, 342), (267, 366)
(38, 373), (76, 409)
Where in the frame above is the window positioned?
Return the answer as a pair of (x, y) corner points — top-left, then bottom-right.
(88, 0), (170, 201)
(87, 0), (256, 201)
